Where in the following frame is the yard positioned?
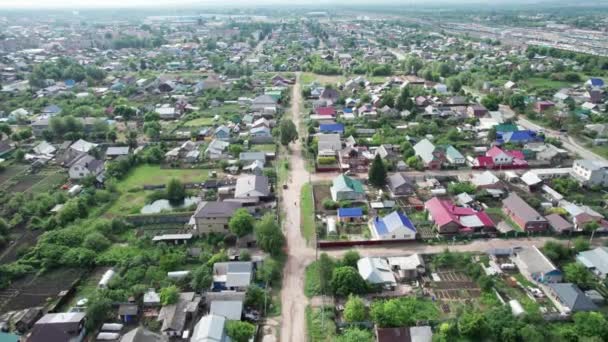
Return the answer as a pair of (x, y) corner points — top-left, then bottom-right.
(182, 116), (216, 127)
(250, 143), (277, 153)
(116, 165), (215, 190)
(301, 183), (315, 243)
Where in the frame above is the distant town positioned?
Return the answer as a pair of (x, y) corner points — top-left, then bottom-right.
(0, 3), (608, 342)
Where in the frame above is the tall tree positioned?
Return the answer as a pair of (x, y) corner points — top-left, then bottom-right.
(166, 179), (186, 202)
(229, 208), (255, 237)
(279, 119), (298, 146)
(254, 214), (284, 256)
(330, 266), (368, 297)
(368, 154), (387, 188)
(343, 295), (366, 322)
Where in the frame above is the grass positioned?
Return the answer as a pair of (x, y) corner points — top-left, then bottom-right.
(117, 165), (215, 190)
(300, 183), (315, 243)
(301, 72), (345, 85)
(513, 273), (536, 288)
(590, 145), (608, 159)
(250, 143), (277, 153)
(182, 117), (216, 127)
(26, 171), (67, 194)
(304, 261), (322, 298)
(305, 305), (337, 342)
(523, 77), (571, 93)
(104, 190), (150, 217)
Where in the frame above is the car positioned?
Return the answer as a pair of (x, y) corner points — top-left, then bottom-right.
(283, 184), (288, 189)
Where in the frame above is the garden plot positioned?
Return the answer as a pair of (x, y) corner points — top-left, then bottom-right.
(429, 271), (481, 301)
(312, 183), (332, 213)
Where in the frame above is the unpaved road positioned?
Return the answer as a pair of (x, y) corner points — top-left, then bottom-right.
(280, 72), (315, 342)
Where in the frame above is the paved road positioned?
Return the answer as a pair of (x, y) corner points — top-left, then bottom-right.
(517, 117), (606, 162)
(280, 72), (315, 342)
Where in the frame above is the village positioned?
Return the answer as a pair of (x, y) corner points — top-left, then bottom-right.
(0, 5), (607, 342)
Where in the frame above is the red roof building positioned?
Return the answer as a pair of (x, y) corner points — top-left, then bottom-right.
(315, 106), (337, 116)
(474, 146), (527, 169)
(424, 197), (495, 234)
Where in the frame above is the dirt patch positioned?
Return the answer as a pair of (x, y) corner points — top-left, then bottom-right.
(0, 229), (43, 264)
(312, 184), (331, 213)
(0, 164), (26, 185)
(7, 174), (45, 192)
(428, 271), (481, 301)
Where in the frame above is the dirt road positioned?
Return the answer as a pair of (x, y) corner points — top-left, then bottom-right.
(280, 72), (315, 342)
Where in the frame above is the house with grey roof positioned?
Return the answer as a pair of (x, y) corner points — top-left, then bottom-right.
(357, 257), (396, 286)
(105, 146), (130, 159)
(547, 283), (597, 313)
(157, 292), (201, 337)
(68, 154), (104, 181)
(239, 151), (266, 165)
(212, 261), (253, 291)
(209, 300), (243, 320)
(28, 312), (86, 342)
(205, 139), (230, 160)
(387, 173), (416, 197)
(330, 174), (365, 201)
(577, 247), (608, 279)
(234, 174), (270, 202)
(317, 133), (342, 152)
(413, 138), (443, 169)
(502, 193), (548, 232)
(191, 314), (229, 342)
(191, 201), (241, 234)
(513, 246), (562, 283)
(120, 327), (168, 342)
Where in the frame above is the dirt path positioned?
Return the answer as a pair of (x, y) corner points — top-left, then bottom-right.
(280, 72), (316, 342)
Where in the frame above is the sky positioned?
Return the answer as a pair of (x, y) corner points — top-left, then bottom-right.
(0, 0), (564, 10)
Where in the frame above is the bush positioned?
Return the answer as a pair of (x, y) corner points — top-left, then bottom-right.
(317, 156), (336, 165)
(322, 198), (338, 210)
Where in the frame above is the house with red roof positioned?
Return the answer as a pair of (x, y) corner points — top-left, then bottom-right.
(424, 197), (495, 234)
(315, 106), (337, 117)
(473, 146), (527, 170)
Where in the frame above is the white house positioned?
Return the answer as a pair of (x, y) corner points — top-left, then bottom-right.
(571, 159), (608, 187)
(369, 211), (417, 240)
(357, 257), (396, 286)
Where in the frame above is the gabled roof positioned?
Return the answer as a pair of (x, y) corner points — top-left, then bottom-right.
(589, 78), (604, 87)
(577, 247), (608, 277)
(193, 201), (241, 218)
(338, 207), (363, 218)
(425, 197), (494, 229)
(357, 257), (396, 285)
(413, 138), (436, 163)
(515, 246), (559, 275)
(502, 193), (545, 223)
(332, 174), (364, 194)
(319, 123), (344, 133)
(372, 211), (416, 235)
(191, 314), (228, 342)
(548, 283), (597, 312)
(235, 174), (270, 198)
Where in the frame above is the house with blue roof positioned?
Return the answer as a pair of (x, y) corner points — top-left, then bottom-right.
(586, 78), (605, 88)
(496, 130), (543, 145)
(370, 211), (417, 240)
(42, 104), (62, 116)
(337, 207), (364, 223)
(319, 123), (345, 135)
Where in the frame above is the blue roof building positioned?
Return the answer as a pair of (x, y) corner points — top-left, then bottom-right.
(588, 78), (605, 88)
(370, 211), (416, 240)
(337, 207), (363, 220)
(319, 123), (345, 135)
(497, 130), (543, 145)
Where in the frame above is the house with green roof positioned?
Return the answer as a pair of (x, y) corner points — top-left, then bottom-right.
(444, 145), (465, 166)
(330, 174), (365, 201)
(495, 123), (519, 133)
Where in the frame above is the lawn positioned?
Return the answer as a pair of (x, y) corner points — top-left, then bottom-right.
(300, 183), (315, 243)
(182, 117), (216, 127)
(250, 143), (277, 153)
(117, 165), (215, 190)
(104, 190), (150, 217)
(523, 77), (572, 94)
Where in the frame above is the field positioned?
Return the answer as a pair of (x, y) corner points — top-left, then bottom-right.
(117, 165), (215, 190)
(300, 183), (315, 243)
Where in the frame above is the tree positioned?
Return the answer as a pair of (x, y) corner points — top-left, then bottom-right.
(336, 327), (374, 342)
(368, 155), (387, 188)
(457, 310), (486, 338)
(257, 257), (281, 285)
(564, 262), (593, 288)
(481, 94), (501, 111)
(13, 149), (25, 162)
(190, 265), (212, 291)
(330, 266), (367, 297)
(160, 285), (179, 305)
(448, 182), (476, 195)
(166, 178), (186, 202)
(395, 86), (414, 111)
(229, 208), (255, 237)
(0, 123), (11, 136)
(85, 293), (113, 330)
(341, 250), (360, 268)
(573, 311), (608, 340)
(542, 241), (571, 264)
(279, 119), (298, 146)
(83, 232), (111, 252)
(343, 295), (366, 322)
(226, 321), (255, 342)
(573, 236), (590, 253)
(406, 156), (423, 170)
(447, 77), (462, 92)
(254, 214), (284, 256)
(245, 284), (266, 311)
(584, 221), (600, 244)
(508, 94), (526, 111)
(519, 324), (545, 342)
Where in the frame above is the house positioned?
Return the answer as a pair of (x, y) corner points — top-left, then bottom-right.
(445, 145), (465, 165)
(209, 300), (243, 320)
(31, 118), (50, 136)
(250, 126), (271, 138)
(474, 146), (527, 169)
(502, 193), (548, 232)
(205, 139), (230, 159)
(120, 327), (168, 342)
(234, 174), (270, 202)
(144, 289), (161, 307)
(317, 133), (342, 152)
(370, 211), (417, 240)
(424, 197), (495, 234)
(513, 246), (562, 283)
(413, 139), (443, 169)
(105, 146), (130, 159)
(319, 123), (345, 135)
(32, 141), (56, 156)
(155, 106), (179, 120)
(357, 257), (396, 286)
(546, 213), (574, 234)
(191, 314), (229, 342)
(586, 77), (605, 88)
(375, 326), (433, 342)
(387, 173), (416, 197)
(467, 104), (488, 117)
(577, 247), (608, 279)
(42, 104), (62, 116)
(570, 159), (608, 187)
(337, 207), (364, 223)
(191, 201), (241, 234)
(387, 254), (425, 281)
(535, 101), (555, 113)
(13, 307), (43, 333)
(315, 106), (337, 116)
(547, 283), (597, 313)
(497, 130), (543, 145)
(470, 171), (502, 189)
(214, 126), (231, 140)
(28, 312), (86, 342)
(68, 154), (104, 181)
(157, 292), (201, 337)
(118, 303), (138, 324)
(239, 151), (266, 165)
(70, 139), (97, 153)
(330, 174), (365, 201)
(212, 261), (253, 291)
(251, 94), (277, 111)
(320, 88), (340, 104)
